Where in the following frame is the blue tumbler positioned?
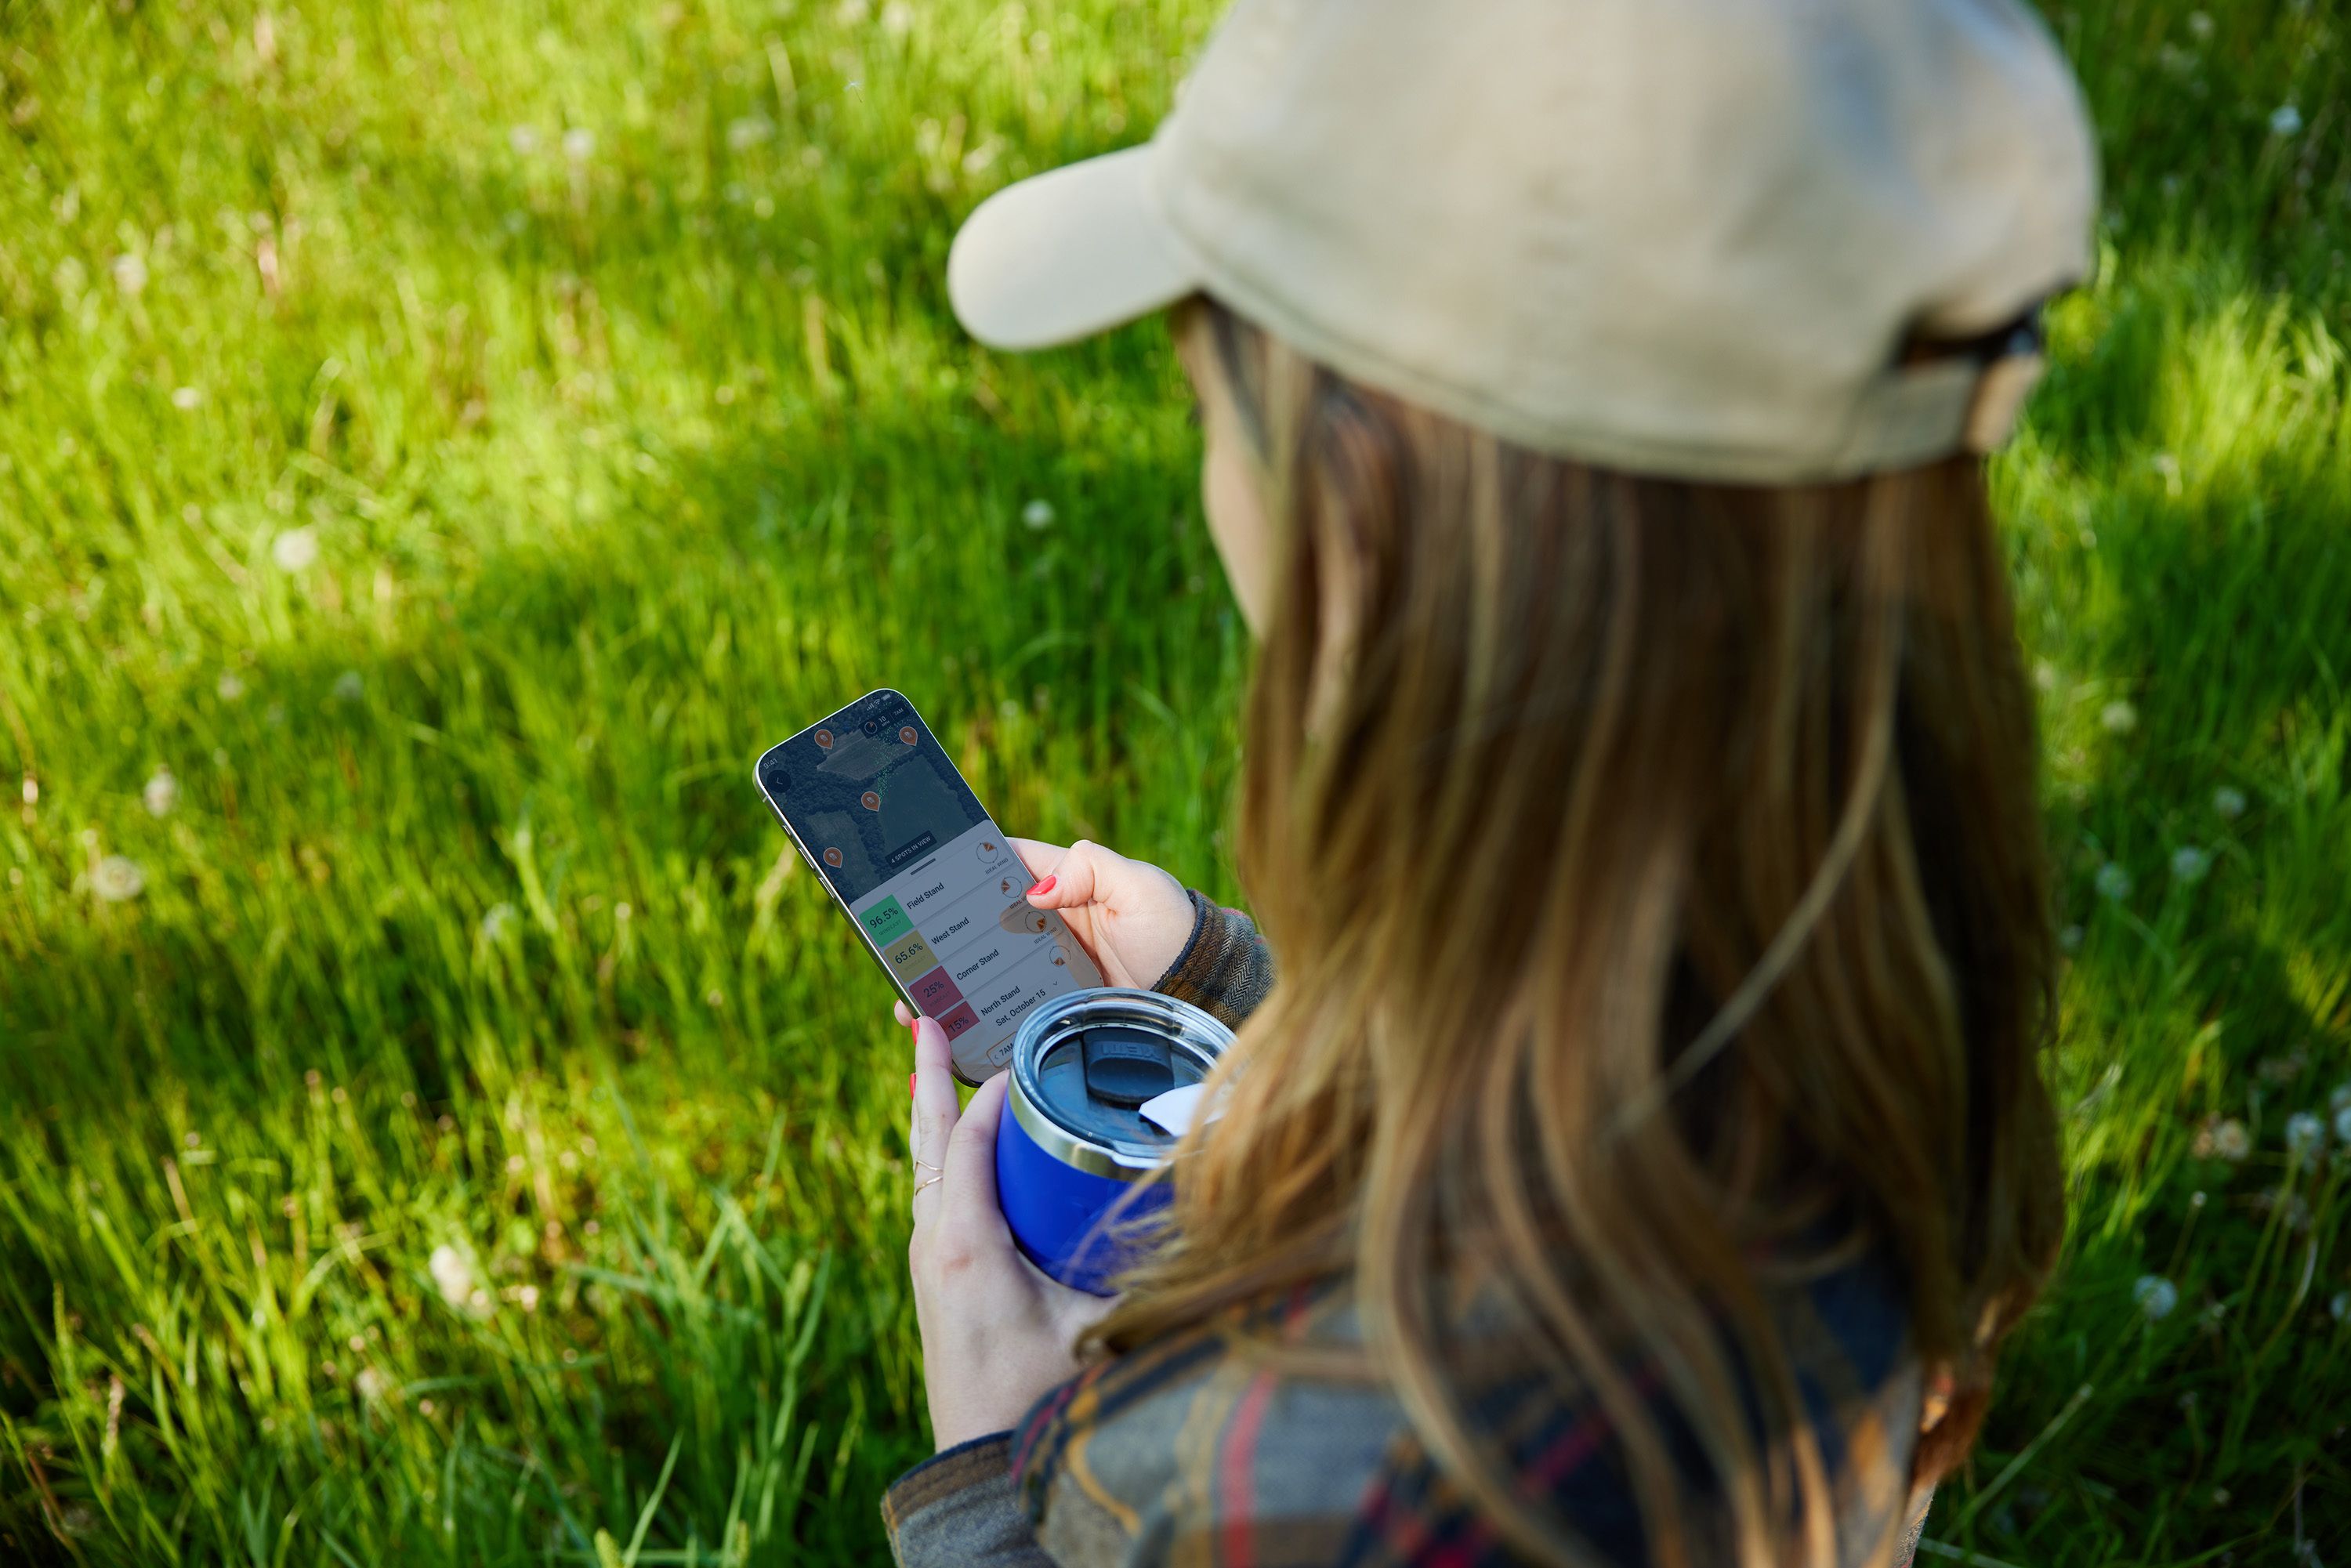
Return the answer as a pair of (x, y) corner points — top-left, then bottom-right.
(994, 988), (1233, 1295)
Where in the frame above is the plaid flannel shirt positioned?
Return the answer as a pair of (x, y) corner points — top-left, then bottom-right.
(883, 894), (1930, 1567)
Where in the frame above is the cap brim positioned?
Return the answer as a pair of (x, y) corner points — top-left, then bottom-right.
(947, 145), (1202, 352)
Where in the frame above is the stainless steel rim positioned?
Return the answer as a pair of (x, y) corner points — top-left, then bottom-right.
(1007, 987), (1233, 1181)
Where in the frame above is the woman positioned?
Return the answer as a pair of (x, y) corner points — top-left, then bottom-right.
(888, 0), (2096, 1562)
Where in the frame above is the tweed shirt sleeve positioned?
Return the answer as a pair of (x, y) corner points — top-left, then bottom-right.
(1151, 890), (1275, 1029)
(1007, 1265), (1925, 1567)
(882, 1434), (1054, 1568)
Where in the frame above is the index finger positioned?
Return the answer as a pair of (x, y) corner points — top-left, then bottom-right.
(1009, 837), (1066, 882)
(911, 1012), (961, 1175)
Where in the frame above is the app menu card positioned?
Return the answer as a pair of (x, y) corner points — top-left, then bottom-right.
(846, 820), (1097, 1070)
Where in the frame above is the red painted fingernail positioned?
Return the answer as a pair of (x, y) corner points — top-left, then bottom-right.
(1031, 876), (1056, 897)
(908, 1070), (917, 1099)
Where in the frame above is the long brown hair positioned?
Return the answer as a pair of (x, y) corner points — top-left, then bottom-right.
(1093, 299), (2063, 1566)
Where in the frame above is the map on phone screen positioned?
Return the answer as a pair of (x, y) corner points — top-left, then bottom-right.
(755, 689), (1103, 1079)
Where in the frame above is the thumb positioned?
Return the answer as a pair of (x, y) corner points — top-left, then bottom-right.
(1027, 839), (1115, 911)
(942, 1070), (1012, 1233)
(1009, 837), (1067, 885)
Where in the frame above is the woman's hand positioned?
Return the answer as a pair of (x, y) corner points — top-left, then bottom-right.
(898, 1007), (1118, 1451)
(1012, 838), (1194, 989)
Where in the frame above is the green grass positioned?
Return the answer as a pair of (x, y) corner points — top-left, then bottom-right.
(0, 0), (2344, 1560)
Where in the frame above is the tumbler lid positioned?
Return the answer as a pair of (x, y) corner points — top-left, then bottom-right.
(1012, 989), (1234, 1172)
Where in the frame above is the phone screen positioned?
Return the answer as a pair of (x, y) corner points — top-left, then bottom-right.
(755, 689), (1104, 1082)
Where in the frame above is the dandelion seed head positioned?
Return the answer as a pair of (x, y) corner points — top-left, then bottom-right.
(881, 0), (915, 36)
(2171, 846), (2211, 882)
(2133, 1275), (2179, 1321)
(332, 670), (364, 704)
(171, 386), (201, 411)
(354, 1367), (386, 1400)
(2058, 924), (2084, 954)
(2212, 1118), (2250, 1162)
(519, 1285), (540, 1312)
(479, 902), (517, 942)
(428, 1245), (474, 1307)
(272, 527), (319, 571)
(143, 768), (179, 817)
(2100, 699), (2139, 734)
(217, 672), (246, 701)
(563, 127), (596, 161)
(509, 124), (539, 155)
(2096, 862), (2132, 900)
(93, 855), (146, 902)
(1022, 498), (1056, 530)
(2271, 104), (2304, 137)
(111, 253), (149, 296)
(2187, 10), (2213, 38)
(2333, 1292), (2350, 1324)
(726, 115), (773, 150)
(2213, 786), (2246, 820)
(2285, 1111), (2325, 1157)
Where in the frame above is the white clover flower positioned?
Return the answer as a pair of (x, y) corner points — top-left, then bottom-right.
(2099, 700), (2139, 735)
(171, 386), (201, 411)
(1022, 498), (1056, 530)
(93, 855), (146, 902)
(2058, 924), (2085, 954)
(2171, 846), (2211, 882)
(429, 1244), (475, 1307)
(272, 527), (319, 571)
(480, 902), (518, 942)
(2285, 1112), (2324, 1158)
(2271, 104), (2304, 137)
(111, 253), (149, 296)
(563, 127), (596, 161)
(2096, 862), (2132, 900)
(2133, 1275), (2179, 1321)
(2211, 1118), (2250, 1162)
(726, 116), (773, 150)
(509, 124), (540, 155)
(143, 769), (179, 817)
(217, 672), (246, 701)
(2213, 786), (2247, 820)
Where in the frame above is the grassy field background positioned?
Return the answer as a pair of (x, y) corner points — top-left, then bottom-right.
(1, 0), (2346, 1562)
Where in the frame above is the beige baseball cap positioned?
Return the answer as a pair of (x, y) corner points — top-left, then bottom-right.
(947, 0), (2098, 483)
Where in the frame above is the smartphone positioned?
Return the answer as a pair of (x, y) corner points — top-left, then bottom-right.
(755, 689), (1105, 1085)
